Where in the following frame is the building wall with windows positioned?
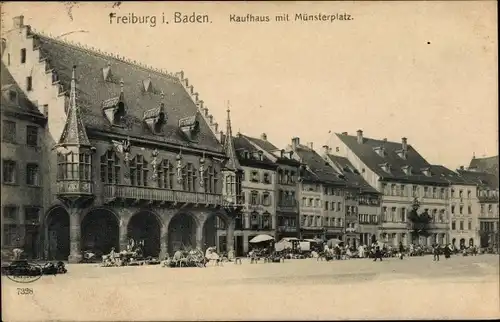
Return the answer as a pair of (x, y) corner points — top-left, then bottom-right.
(1, 69), (47, 258)
(448, 184), (479, 248)
(329, 131), (451, 246)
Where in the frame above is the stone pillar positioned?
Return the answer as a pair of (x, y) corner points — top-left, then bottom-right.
(195, 224), (203, 250)
(243, 233), (249, 253)
(226, 218), (235, 253)
(119, 218), (128, 252)
(68, 208), (82, 263)
(244, 213), (250, 230)
(160, 224), (168, 259)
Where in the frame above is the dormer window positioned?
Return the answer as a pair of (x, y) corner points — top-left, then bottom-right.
(380, 162), (391, 173)
(178, 115), (200, 141)
(8, 90), (18, 103)
(402, 165), (412, 175)
(373, 146), (385, 157)
(144, 105), (167, 134)
(102, 78), (126, 126)
(102, 63), (113, 82)
(421, 167), (431, 177)
(103, 99), (125, 126)
(396, 149), (407, 159)
(143, 76), (153, 93)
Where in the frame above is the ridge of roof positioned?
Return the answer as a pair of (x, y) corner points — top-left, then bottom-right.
(31, 29), (178, 80)
(243, 134), (302, 167)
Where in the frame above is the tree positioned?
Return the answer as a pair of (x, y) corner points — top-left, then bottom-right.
(408, 198), (432, 243)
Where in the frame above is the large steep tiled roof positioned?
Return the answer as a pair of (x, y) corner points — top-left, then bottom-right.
(326, 155), (380, 194)
(469, 156), (499, 177)
(32, 34), (222, 153)
(294, 145), (345, 185)
(429, 165), (476, 185)
(337, 133), (449, 185)
(1, 61), (43, 117)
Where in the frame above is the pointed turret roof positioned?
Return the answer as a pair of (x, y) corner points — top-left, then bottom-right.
(223, 104), (241, 171)
(57, 65), (92, 147)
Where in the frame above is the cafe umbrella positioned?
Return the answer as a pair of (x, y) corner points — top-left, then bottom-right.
(249, 234), (275, 244)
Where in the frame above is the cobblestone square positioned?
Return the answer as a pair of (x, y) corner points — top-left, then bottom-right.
(2, 255), (499, 321)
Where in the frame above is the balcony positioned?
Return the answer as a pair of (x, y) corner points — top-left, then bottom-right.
(277, 201), (298, 213)
(103, 184), (223, 207)
(277, 226), (297, 233)
(479, 195), (499, 203)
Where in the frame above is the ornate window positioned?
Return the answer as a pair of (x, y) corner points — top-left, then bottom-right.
(100, 150), (120, 184)
(157, 160), (174, 189)
(182, 163), (197, 192)
(130, 155), (149, 187)
(58, 152), (92, 181)
(205, 166), (217, 194)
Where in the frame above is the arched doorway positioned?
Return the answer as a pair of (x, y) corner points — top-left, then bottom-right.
(203, 213), (228, 253)
(46, 207), (70, 260)
(168, 213), (197, 254)
(469, 238), (474, 247)
(128, 211), (161, 257)
(81, 209), (119, 258)
(459, 238), (466, 250)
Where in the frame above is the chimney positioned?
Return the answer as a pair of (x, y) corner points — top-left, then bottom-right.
(219, 131), (224, 143)
(260, 133), (267, 141)
(213, 122), (218, 133)
(341, 132), (348, 135)
(322, 145), (329, 156)
(13, 16), (24, 29)
(0, 38), (6, 57)
(460, 166), (464, 170)
(402, 137), (408, 151)
(291, 137), (300, 149)
(356, 129), (363, 144)
(289, 151), (294, 159)
(309, 142), (314, 149)
(280, 149), (285, 158)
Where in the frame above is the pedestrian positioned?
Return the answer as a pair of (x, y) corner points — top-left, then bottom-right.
(399, 242), (405, 260)
(433, 244), (440, 261)
(373, 246), (383, 261)
(444, 244), (451, 259)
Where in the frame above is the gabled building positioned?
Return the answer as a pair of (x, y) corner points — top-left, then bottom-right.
(457, 166), (499, 250)
(1, 61), (47, 258)
(430, 165), (479, 248)
(244, 134), (302, 241)
(322, 148), (382, 246)
(1, 15), (243, 261)
(329, 130), (451, 246)
(286, 138), (347, 241)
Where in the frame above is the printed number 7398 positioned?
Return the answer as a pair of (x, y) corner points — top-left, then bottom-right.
(17, 288), (33, 295)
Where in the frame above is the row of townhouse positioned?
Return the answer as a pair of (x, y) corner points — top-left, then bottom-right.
(1, 16), (498, 261)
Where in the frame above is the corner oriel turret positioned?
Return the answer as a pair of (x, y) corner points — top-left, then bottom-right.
(53, 65), (95, 206)
(221, 102), (244, 210)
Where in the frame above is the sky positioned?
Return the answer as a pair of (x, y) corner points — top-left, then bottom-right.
(1, 1), (498, 170)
